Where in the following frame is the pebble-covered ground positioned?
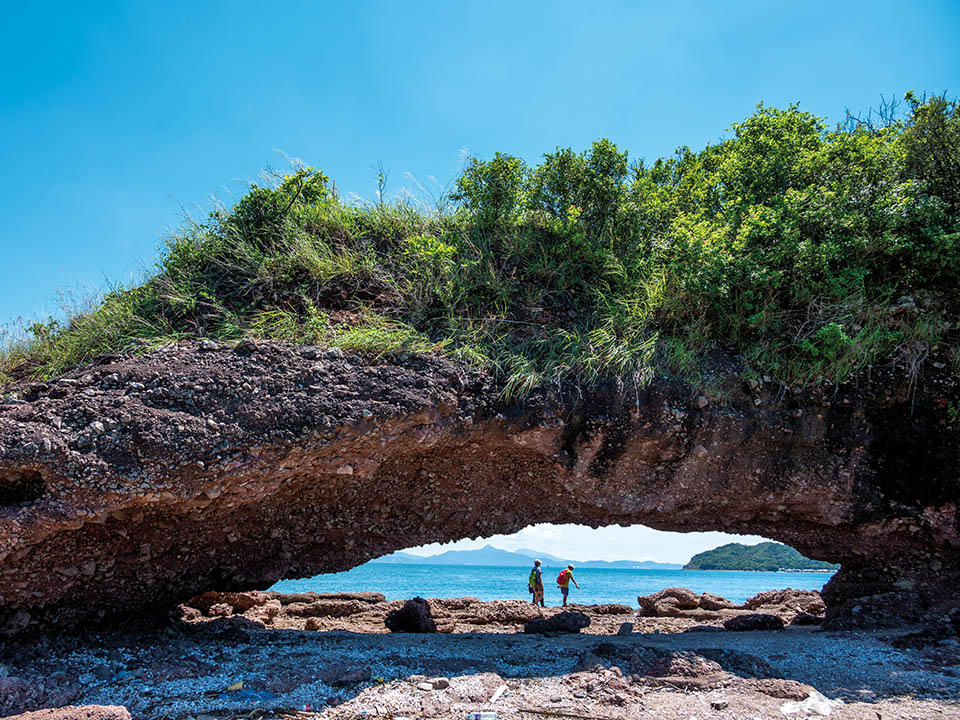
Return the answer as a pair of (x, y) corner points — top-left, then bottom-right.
(3, 600), (960, 720)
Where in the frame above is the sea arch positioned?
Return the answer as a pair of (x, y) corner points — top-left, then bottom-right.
(0, 341), (957, 634)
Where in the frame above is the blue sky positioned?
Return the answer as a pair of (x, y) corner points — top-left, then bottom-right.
(1, 2), (957, 560)
(2, 1), (957, 328)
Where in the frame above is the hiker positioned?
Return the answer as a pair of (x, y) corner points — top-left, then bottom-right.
(557, 564), (580, 606)
(528, 559), (545, 607)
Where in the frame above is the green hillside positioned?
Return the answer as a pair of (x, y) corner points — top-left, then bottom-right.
(3, 93), (958, 394)
(684, 542), (840, 571)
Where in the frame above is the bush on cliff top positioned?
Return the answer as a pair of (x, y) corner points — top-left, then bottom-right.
(3, 93), (959, 394)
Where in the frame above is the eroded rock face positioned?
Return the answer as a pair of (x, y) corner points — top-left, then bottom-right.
(0, 342), (958, 633)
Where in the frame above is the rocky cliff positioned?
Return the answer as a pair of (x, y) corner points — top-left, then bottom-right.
(0, 341), (957, 634)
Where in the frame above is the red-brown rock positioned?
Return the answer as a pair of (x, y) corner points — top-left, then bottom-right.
(1, 342), (957, 634)
(1, 706), (130, 720)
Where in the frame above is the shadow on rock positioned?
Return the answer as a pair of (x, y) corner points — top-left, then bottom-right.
(524, 611), (590, 634)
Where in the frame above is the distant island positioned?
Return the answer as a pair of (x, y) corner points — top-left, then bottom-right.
(371, 544), (683, 570)
(683, 542), (839, 572)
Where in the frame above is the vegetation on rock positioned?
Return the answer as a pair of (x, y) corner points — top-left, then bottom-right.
(683, 542), (839, 572)
(3, 93), (958, 394)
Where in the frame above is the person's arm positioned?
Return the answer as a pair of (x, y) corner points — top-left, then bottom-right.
(572, 574), (580, 589)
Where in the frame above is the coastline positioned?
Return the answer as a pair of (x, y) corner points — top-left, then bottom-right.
(1, 590), (956, 720)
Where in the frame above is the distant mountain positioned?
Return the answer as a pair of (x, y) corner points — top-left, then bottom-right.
(370, 544), (682, 569)
(683, 542), (839, 572)
(371, 550), (424, 564)
(513, 548), (569, 564)
(512, 547), (680, 570)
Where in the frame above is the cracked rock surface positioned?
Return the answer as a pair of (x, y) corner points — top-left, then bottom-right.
(0, 341), (958, 633)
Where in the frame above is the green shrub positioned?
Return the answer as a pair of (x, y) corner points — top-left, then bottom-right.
(4, 95), (958, 395)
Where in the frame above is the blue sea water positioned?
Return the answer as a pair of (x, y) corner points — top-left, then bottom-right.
(270, 563), (832, 606)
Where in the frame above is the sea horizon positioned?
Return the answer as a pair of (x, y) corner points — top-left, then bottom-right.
(270, 562), (834, 606)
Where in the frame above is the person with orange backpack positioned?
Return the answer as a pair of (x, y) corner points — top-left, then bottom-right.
(556, 565), (580, 606)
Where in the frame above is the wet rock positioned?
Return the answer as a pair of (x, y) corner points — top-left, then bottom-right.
(385, 597), (436, 633)
(317, 664), (371, 686)
(722, 613), (784, 631)
(524, 611), (590, 634)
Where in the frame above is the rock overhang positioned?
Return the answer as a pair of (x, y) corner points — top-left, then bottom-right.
(0, 340), (958, 634)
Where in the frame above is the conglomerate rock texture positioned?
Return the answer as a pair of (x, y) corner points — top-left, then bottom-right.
(0, 341), (957, 634)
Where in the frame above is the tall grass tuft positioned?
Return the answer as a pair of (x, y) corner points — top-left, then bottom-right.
(3, 96), (959, 397)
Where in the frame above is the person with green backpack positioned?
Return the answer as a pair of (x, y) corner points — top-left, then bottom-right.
(528, 559), (545, 607)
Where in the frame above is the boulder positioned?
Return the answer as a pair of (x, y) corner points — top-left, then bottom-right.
(699, 593), (736, 611)
(385, 597), (436, 633)
(744, 589), (825, 616)
(617, 621), (634, 636)
(637, 588), (735, 619)
(524, 611), (590, 634)
(723, 613), (785, 631)
(317, 664), (371, 685)
(790, 611), (825, 626)
(433, 598), (542, 625)
(187, 590), (266, 615)
(284, 600), (369, 618)
(744, 678), (817, 700)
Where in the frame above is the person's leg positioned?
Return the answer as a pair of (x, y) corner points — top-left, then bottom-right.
(561, 585), (568, 606)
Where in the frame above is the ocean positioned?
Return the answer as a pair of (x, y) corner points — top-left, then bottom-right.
(270, 563), (833, 606)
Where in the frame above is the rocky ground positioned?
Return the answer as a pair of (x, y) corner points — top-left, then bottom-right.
(2, 592), (959, 720)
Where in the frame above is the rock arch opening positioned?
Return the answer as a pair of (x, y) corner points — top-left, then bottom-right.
(267, 523), (835, 608)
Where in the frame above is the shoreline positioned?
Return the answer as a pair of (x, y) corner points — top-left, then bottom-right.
(1, 589), (957, 720)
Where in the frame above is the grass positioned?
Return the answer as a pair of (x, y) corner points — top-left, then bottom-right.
(3, 96), (959, 398)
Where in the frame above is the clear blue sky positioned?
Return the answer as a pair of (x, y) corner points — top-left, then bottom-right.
(1, 1), (957, 328)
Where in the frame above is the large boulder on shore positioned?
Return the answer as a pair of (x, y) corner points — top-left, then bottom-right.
(637, 587), (736, 619)
(384, 597), (436, 633)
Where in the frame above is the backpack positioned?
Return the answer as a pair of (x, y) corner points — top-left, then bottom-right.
(557, 569), (567, 585)
(528, 568), (537, 586)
